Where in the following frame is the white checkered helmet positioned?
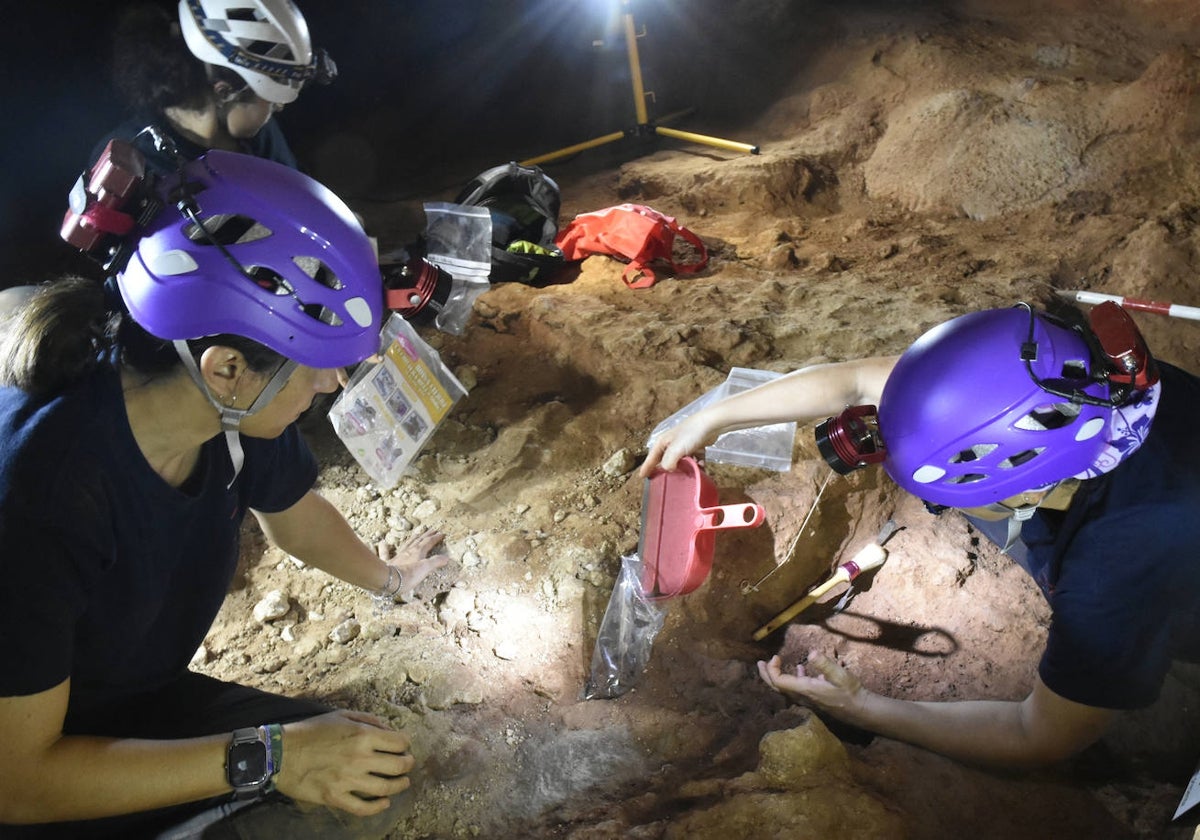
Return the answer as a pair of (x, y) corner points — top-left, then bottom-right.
(178, 0), (316, 104)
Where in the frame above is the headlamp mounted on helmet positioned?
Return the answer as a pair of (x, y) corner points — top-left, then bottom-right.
(1018, 301), (1157, 407)
(816, 301), (1159, 476)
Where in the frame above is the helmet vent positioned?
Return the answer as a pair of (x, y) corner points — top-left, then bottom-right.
(250, 39), (294, 61)
(949, 444), (997, 464)
(293, 256), (344, 291)
(998, 448), (1044, 469)
(184, 214), (271, 246)
(946, 473), (987, 485)
(245, 266), (294, 296)
(1015, 403), (1081, 431)
(225, 7), (295, 61)
(303, 303), (343, 328)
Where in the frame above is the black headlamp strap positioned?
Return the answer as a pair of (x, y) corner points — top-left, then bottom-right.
(1017, 302), (1133, 409)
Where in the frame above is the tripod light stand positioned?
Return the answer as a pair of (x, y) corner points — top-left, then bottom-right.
(519, 0), (759, 167)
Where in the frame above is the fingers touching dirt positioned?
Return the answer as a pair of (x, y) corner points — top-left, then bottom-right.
(277, 710), (416, 816)
(377, 529), (450, 600)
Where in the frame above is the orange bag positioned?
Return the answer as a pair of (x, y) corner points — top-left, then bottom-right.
(554, 203), (708, 288)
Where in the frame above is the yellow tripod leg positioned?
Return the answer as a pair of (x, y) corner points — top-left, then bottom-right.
(655, 126), (759, 155)
(519, 131), (629, 167)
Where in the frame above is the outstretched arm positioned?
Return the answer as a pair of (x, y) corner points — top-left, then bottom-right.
(641, 356), (898, 476)
(254, 489), (448, 598)
(758, 652), (1114, 767)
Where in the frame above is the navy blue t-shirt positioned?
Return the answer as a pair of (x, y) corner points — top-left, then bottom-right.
(0, 362), (316, 711)
(89, 115), (298, 177)
(1021, 362), (1200, 710)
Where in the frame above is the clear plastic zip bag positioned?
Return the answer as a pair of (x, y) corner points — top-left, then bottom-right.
(422, 202), (492, 335)
(329, 314), (467, 488)
(582, 553), (668, 700)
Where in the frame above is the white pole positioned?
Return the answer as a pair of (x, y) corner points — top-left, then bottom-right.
(1056, 289), (1200, 322)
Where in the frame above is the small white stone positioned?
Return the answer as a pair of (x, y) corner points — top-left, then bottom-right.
(443, 587), (477, 614)
(252, 590), (290, 623)
(329, 618), (361, 644)
(602, 448), (637, 477)
(455, 365), (479, 391)
(413, 499), (440, 520)
(494, 640), (519, 661)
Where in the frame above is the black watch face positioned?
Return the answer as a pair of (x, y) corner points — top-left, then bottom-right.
(228, 741), (268, 787)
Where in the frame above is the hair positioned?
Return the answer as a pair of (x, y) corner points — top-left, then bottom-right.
(0, 277), (283, 399)
(110, 3), (250, 115)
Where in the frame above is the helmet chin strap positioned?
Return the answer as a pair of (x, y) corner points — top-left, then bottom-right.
(977, 481), (1060, 554)
(173, 341), (298, 487)
(1001, 504), (1038, 554)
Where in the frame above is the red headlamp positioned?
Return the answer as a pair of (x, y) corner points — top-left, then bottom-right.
(815, 404), (887, 475)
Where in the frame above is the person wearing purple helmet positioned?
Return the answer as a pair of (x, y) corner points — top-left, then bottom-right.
(642, 303), (1200, 774)
(0, 151), (447, 838)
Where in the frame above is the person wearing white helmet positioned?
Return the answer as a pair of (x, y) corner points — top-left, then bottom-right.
(178, 0), (320, 107)
(88, 0), (335, 176)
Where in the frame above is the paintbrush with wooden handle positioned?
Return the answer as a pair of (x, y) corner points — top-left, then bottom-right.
(752, 522), (894, 641)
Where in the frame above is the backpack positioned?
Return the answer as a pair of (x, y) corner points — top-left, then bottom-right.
(453, 161), (566, 285)
(554, 203), (709, 289)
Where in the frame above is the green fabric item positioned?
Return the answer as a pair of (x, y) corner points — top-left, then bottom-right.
(507, 239), (561, 256)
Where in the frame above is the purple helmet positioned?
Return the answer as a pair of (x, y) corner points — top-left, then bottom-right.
(117, 150), (382, 369)
(877, 306), (1154, 507)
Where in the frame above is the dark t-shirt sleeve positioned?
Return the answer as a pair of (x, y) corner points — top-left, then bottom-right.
(1038, 506), (1181, 709)
(239, 424), (318, 513)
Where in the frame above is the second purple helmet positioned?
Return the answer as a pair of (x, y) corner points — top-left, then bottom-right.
(118, 150), (382, 369)
(877, 306), (1141, 507)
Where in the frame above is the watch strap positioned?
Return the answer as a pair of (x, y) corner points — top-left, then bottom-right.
(263, 723), (283, 791)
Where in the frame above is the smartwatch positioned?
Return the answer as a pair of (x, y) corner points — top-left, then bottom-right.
(225, 727), (272, 799)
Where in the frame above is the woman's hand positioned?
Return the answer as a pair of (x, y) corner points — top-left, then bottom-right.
(639, 413), (721, 478)
(378, 529), (449, 601)
(275, 710), (415, 816)
(757, 651), (871, 723)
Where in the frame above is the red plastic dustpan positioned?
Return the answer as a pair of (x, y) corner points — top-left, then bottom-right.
(639, 456), (766, 600)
